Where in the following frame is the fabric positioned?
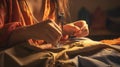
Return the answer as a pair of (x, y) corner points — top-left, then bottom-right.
(0, 0), (34, 47)
(0, 0), (55, 48)
(0, 37), (120, 67)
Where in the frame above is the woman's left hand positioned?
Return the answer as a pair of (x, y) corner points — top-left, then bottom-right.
(63, 20), (89, 37)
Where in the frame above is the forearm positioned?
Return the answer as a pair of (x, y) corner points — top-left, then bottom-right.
(0, 22), (23, 47)
(8, 20), (62, 46)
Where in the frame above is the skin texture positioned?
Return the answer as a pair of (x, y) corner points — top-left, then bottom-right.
(63, 20), (89, 37)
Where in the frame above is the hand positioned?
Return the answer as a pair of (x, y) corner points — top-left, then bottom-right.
(8, 19), (62, 46)
(7, 22), (22, 32)
(63, 20), (89, 37)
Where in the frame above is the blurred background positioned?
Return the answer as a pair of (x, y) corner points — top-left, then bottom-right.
(69, 0), (120, 40)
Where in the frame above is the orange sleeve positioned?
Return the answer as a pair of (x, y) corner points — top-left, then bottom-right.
(0, 0), (8, 47)
(0, 0), (22, 47)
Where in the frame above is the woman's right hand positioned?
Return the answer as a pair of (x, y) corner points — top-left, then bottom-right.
(32, 19), (62, 45)
(8, 19), (62, 46)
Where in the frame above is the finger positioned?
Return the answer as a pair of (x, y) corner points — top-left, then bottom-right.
(60, 35), (69, 41)
(34, 22), (62, 40)
(63, 24), (80, 35)
(38, 44), (52, 49)
(74, 20), (86, 25)
(48, 22), (62, 34)
(40, 28), (61, 45)
(74, 20), (87, 29)
(74, 28), (89, 37)
(42, 19), (62, 33)
(50, 19), (62, 32)
(46, 22), (62, 37)
(47, 29), (62, 44)
(80, 25), (89, 34)
(48, 28), (62, 39)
